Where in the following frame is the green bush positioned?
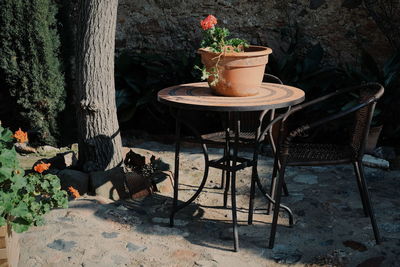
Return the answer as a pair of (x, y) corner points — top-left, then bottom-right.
(0, 0), (65, 145)
(0, 126), (68, 233)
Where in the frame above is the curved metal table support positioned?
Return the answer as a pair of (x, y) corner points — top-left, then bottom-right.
(158, 82), (305, 252)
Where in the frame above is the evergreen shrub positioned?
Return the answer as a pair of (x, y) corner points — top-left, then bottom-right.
(0, 0), (65, 145)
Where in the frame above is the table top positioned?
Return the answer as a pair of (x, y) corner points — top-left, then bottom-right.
(157, 82), (305, 111)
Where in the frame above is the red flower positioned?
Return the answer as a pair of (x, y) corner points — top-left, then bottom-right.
(13, 128), (28, 143)
(200, 15), (217, 30)
(34, 162), (51, 174)
(68, 186), (81, 199)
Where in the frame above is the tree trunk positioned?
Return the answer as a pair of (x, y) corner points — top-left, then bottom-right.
(75, 0), (123, 172)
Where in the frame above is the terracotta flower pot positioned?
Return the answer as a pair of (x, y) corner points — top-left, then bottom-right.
(198, 45), (272, 97)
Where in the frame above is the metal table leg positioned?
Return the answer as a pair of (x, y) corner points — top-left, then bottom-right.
(169, 108), (210, 226)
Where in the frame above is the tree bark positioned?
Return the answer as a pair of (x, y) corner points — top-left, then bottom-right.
(75, 0), (123, 172)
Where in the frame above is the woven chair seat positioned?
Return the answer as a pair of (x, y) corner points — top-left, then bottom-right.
(287, 143), (354, 164)
(200, 130), (260, 145)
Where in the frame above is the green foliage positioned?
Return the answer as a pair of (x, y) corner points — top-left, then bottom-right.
(200, 26), (248, 53)
(268, 42), (400, 146)
(115, 51), (200, 123)
(268, 43), (346, 95)
(0, 125), (68, 233)
(0, 0), (65, 145)
(341, 50), (400, 139)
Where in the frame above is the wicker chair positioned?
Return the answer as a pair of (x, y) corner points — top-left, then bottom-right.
(197, 74), (290, 206)
(262, 82), (384, 249)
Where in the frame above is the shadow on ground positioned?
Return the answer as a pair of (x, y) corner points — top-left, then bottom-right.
(18, 141), (400, 267)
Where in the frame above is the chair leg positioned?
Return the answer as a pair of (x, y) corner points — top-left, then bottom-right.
(219, 146), (227, 189)
(355, 160), (381, 244)
(268, 157), (287, 249)
(352, 161), (369, 217)
(267, 132), (289, 197)
(267, 155), (279, 215)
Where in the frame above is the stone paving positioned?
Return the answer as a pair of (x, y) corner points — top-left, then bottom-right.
(18, 141), (400, 266)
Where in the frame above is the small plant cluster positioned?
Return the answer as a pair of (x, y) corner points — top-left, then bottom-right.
(197, 15), (249, 84)
(0, 126), (68, 233)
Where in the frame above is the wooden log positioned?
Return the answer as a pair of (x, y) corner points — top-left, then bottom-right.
(0, 225), (20, 267)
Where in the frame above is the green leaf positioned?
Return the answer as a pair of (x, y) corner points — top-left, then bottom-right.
(10, 202), (29, 217)
(361, 49), (380, 81)
(0, 216), (5, 226)
(302, 44), (324, 74)
(10, 221), (29, 233)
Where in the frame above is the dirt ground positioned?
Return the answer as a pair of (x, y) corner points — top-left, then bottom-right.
(17, 141), (400, 267)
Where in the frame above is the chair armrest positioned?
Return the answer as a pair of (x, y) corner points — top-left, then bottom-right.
(284, 98), (377, 146)
(257, 82), (383, 144)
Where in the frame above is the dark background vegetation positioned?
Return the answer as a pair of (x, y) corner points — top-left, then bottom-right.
(0, 0), (399, 150)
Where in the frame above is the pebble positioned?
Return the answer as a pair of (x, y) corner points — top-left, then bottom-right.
(126, 242), (147, 252)
(102, 232), (119, 238)
(47, 239), (77, 252)
(362, 154), (390, 169)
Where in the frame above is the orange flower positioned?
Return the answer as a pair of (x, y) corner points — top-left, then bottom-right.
(68, 186), (80, 199)
(34, 162), (51, 174)
(12, 128), (28, 143)
(200, 15), (217, 30)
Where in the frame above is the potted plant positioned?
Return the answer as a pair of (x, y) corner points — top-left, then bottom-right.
(0, 126), (68, 266)
(197, 15), (272, 97)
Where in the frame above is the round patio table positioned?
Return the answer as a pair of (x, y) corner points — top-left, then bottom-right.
(158, 82), (305, 251)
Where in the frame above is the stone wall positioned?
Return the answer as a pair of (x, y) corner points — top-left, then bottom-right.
(115, 0), (393, 65)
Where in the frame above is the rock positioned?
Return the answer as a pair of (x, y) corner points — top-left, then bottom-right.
(70, 143), (78, 151)
(58, 169), (89, 195)
(357, 256), (385, 267)
(362, 155), (390, 169)
(90, 167), (129, 200)
(293, 174), (318, 184)
(101, 232), (119, 238)
(47, 239), (77, 252)
(126, 242), (147, 252)
(49, 151), (78, 169)
(37, 145), (60, 154)
(14, 143), (37, 153)
(343, 240), (367, 251)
